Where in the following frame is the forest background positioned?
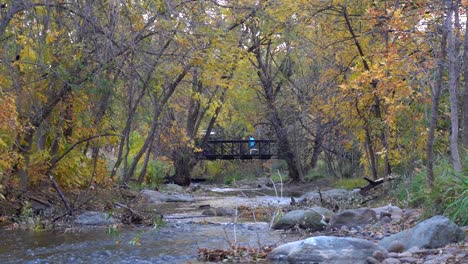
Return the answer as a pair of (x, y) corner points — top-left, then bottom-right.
(0, 0), (466, 224)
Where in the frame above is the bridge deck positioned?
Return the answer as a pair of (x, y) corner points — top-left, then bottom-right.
(199, 140), (278, 160)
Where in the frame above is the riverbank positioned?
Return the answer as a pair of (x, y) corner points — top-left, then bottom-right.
(0, 178), (466, 263)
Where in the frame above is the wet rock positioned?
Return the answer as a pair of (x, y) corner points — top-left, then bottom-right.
(379, 215), (464, 251)
(201, 207), (236, 216)
(381, 258), (401, 264)
(268, 236), (383, 263)
(366, 256), (381, 264)
(329, 208), (377, 229)
(272, 209), (325, 231)
(141, 189), (194, 203)
(74, 211), (116, 226)
(372, 205), (403, 220)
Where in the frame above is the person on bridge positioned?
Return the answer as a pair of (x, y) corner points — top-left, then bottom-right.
(249, 135), (258, 154)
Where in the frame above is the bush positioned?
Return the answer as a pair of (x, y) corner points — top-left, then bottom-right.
(395, 156), (467, 225)
(142, 160), (173, 189)
(270, 170), (288, 183)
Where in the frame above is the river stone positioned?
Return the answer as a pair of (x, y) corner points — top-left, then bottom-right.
(268, 236), (383, 263)
(372, 205), (403, 220)
(202, 207), (237, 216)
(141, 189), (194, 203)
(329, 208), (377, 229)
(300, 189), (351, 201)
(163, 184), (184, 193)
(379, 215), (464, 251)
(382, 258), (401, 264)
(74, 211), (116, 226)
(307, 206), (334, 221)
(272, 209), (325, 231)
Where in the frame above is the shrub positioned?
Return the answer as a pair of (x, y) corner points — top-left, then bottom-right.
(144, 160), (173, 188)
(395, 156), (467, 225)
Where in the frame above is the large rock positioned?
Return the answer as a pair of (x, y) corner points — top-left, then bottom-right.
(141, 189), (194, 203)
(300, 189), (351, 201)
(163, 183), (184, 193)
(372, 205), (403, 220)
(272, 209), (325, 231)
(268, 236), (383, 263)
(202, 207), (237, 216)
(298, 189), (363, 210)
(308, 207), (334, 221)
(329, 208), (377, 229)
(379, 215), (464, 251)
(74, 211), (116, 226)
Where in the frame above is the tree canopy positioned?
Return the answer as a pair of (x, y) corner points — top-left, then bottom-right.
(0, 0), (466, 193)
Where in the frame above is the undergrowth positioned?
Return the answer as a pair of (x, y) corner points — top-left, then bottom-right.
(332, 178), (367, 190)
(394, 156), (467, 225)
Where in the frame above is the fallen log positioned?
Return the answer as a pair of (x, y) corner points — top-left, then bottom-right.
(359, 175), (399, 195)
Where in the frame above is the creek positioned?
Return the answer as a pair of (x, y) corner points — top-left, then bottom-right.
(0, 187), (298, 263)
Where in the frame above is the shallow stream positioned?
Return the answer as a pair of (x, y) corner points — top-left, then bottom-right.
(0, 187), (298, 263)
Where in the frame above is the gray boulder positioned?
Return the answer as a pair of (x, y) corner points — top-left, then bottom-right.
(379, 215), (464, 251)
(372, 205), (403, 220)
(202, 207), (237, 216)
(329, 208), (377, 229)
(300, 189), (351, 201)
(163, 183), (184, 193)
(272, 209), (325, 231)
(74, 211), (116, 226)
(141, 189), (194, 203)
(307, 207), (334, 221)
(268, 236), (383, 263)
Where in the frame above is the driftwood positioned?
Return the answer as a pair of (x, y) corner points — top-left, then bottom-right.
(359, 175), (399, 195)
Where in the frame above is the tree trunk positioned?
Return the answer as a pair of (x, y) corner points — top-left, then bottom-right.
(173, 150), (196, 186)
(365, 127), (379, 180)
(17, 129), (34, 191)
(447, 0), (462, 171)
(268, 100), (304, 182)
(124, 105), (159, 183)
(137, 139), (154, 184)
(343, 4), (391, 177)
(427, 2), (450, 188)
(462, 6), (468, 150)
(124, 65), (190, 183)
(309, 130), (324, 170)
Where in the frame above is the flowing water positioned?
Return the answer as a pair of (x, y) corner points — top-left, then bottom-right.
(0, 187), (298, 263)
(0, 222), (288, 263)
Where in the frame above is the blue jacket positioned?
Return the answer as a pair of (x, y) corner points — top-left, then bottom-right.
(249, 136), (255, 148)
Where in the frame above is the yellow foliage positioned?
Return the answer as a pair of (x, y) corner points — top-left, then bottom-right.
(0, 95), (20, 174)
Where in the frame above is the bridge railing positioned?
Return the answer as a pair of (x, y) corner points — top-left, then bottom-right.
(199, 140), (278, 160)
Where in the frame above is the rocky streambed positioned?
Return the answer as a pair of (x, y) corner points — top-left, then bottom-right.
(0, 183), (466, 263)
